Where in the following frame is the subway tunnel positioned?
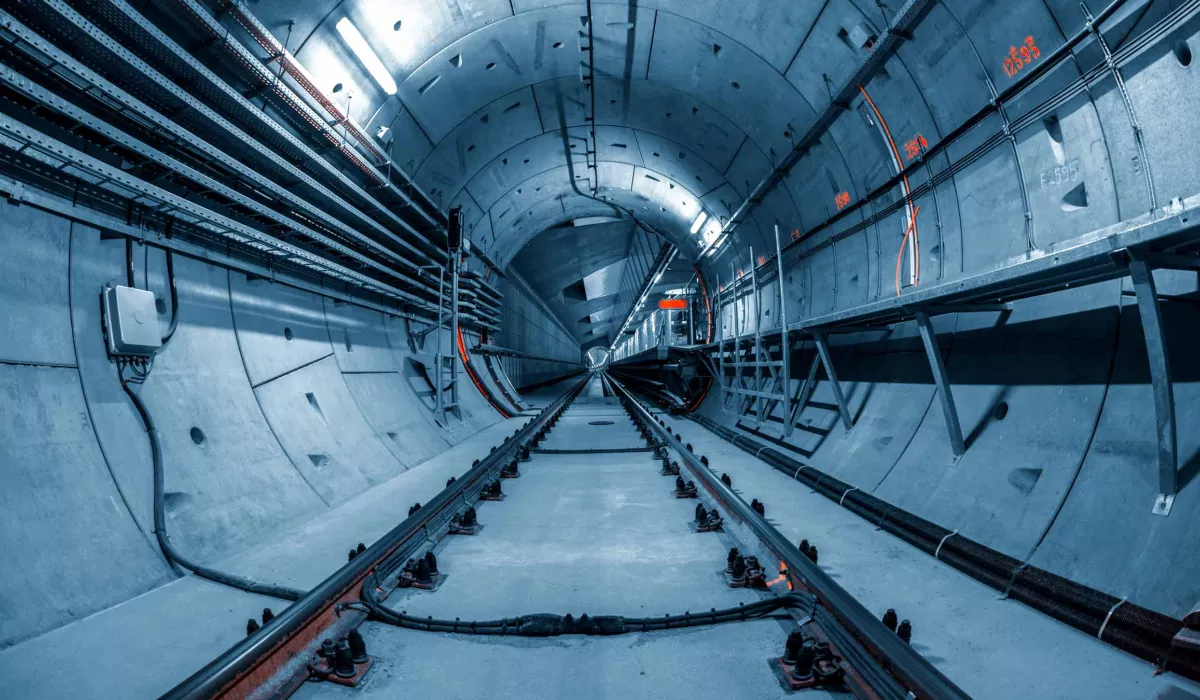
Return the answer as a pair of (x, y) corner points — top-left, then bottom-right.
(0, 0), (1199, 697)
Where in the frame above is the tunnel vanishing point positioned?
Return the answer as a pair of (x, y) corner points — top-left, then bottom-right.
(1, 0), (1199, 698)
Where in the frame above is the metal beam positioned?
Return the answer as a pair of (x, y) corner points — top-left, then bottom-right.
(790, 352), (823, 427)
(913, 311), (965, 457)
(1128, 259), (1177, 516)
(812, 332), (854, 431)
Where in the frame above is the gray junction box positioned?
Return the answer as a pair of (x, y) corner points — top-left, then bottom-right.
(103, 285), (162, 357)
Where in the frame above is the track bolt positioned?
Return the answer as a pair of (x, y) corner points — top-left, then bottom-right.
(262, 607), (274, 625)
(695, 502), (708, 526)
(686, 443), (693, 453)
(721, 473), (732, 487)
(799, 539), (810, 556)
(425, 551), (438, 574)
(726, 548), (740, 573)
(356, 543), (366, 555)
(246, 618), (259, 635)
(348, 629), (369, 663)
(320, 638), (336, 658)
(792, 639), (817, 680)
(409, 502), (421, 516)
(700, 455), (709, 466)
(333, 639), (356, 678)
(751, 499), (765, 516)
(731, 555), (747, 584)
(782, 630), (805, 665)
(414, 558), (433, 585)
(898, 620), (912, 643)
(348, 549), (357, 561)
(447, 476), (456, 487)
(882, 609), (898, 632)
(807, 546), (818, 564)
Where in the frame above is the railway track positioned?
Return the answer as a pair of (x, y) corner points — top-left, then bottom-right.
(162, 373), (964, 699)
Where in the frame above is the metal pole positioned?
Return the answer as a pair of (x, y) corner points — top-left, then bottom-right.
(448, 248), (461, 416)
(774, 225), (792, 436)
(716, 272), (725, 412)
(436, 267), (445, 414)
(749, 245), (763, 425)
(914, 311), (964, 455)
(730, 259), (740, 417)
(1129, 258), (1177, 516)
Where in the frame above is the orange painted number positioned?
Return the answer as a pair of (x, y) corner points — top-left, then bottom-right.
(1003, 36), (1040, 77)
(903, 133), (928, 161)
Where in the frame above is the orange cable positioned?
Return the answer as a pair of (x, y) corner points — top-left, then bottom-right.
(858, 84), (920, 287)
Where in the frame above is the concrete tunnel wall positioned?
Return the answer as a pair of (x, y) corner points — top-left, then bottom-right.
(0, 200), (530, 650)
(495, 275), (582, 390)
(638, 0), (1200, 625)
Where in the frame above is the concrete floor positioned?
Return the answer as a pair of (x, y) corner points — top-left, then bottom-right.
(298, 379), (832, 699)
(655, 409), (1200, 700)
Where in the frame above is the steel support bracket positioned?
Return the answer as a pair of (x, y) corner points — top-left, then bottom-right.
(811, 332), (854, 431)
(914, 311), (965, 457)
(1128, 257), (1177, 516)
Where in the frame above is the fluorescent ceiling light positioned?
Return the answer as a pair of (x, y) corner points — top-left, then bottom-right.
(336, 17), (397, 95)
(689, 211), (708, 234)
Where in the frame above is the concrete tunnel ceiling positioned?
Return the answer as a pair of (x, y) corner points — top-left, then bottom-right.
(234, 0), (1185, 348)
(235, 0), (902, 342)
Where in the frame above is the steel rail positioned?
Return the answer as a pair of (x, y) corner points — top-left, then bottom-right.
(605, 374), (971, 700)
(160, 374), (589, 700)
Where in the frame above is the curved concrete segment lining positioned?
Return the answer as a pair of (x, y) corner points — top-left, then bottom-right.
(3, 0), (1200, 695)
(0, 201), (531, 652)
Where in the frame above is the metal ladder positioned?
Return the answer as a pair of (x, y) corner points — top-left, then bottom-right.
(717, 226), (794, 436)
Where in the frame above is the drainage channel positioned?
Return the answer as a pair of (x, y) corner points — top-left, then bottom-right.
(293, 374), (855, 699)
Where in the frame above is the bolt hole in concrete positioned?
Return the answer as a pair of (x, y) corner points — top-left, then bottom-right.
(1176, 39), (1192, 66)
(588, 420), (614, 425)
(155, 298), (166, 314)
(190, 427), (206, 445)
(284, 326), (294, 341)
(993, 401), (1009, 421)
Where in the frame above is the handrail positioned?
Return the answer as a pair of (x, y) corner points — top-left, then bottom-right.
(160, 375), (589, 699)
(604, 373), (970, 700)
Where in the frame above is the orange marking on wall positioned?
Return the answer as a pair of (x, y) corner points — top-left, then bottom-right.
(1003, 36), (1041, 77)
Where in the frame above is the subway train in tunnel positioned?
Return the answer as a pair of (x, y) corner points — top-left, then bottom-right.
(0, 0), (1198, 697)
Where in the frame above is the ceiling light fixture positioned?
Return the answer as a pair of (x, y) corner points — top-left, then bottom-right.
(690, 211), (708, 234)
(336, 17), (397, 95)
